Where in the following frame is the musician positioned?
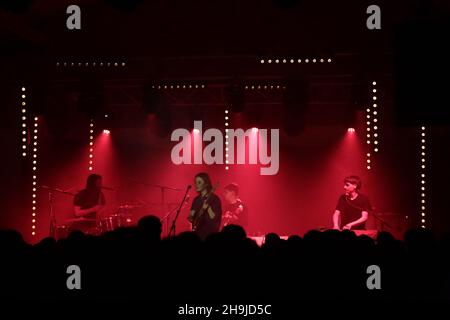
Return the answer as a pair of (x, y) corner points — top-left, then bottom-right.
(187, 172), (222, 240)
(222, 183), (248, 228)
(72, 174), (105, 231)
(332, 175), (371, 230)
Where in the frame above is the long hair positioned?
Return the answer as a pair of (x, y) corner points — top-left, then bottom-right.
(195, 172), (212, 192)
(86, 174), (102, 190)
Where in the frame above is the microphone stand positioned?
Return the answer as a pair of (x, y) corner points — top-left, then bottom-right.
(48, 191), (55, 238)
(160, 208), (176, 237)
(168, 186), (191, 238)
(128, 179), (180, 216)
(371, 212), (393, 232)
(40, 186), (75, 238)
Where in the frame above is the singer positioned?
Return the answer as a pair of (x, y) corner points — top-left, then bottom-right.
(332, 175), (371, 230)
(187, 172), (222, 240)
(72, 174), (106, 231)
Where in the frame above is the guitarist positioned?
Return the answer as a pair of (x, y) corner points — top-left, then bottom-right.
(187, 172), (222, 240)
(222, 183), (248, 228)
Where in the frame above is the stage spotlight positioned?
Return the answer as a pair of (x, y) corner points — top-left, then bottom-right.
(103, 129), (110, 135)
(252, 127), (259, 133)
(347, 128), (355, 133)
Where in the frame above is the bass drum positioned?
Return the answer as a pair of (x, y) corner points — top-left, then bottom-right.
(98, 215), (120, 233)
(98, 214), (135, 234)
(55, 225), (69, 240)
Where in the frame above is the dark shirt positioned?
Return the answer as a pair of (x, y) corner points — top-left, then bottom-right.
(223, 199), (248, 228)
(335, 193), (371, 230)
(190, 193), (222, 240)
(73, 188), (105, 220)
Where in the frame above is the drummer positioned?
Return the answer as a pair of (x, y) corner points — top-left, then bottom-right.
(71, 174), (106, 233)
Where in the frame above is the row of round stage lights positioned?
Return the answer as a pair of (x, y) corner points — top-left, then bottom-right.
(366, 81), (379, 170)
(260, 58), (332, 64)
(244, 85), (286, 90)
(151, 84), (283, 90)
(89, 119), (94, 171)
(420, 126), (427, 228)
(21, 87), (39, 237)
(56, 62), (126, 67)
(32, 115), (38, 237)
(225, 109), (229, 170)
(21, 88), (31, 236)
(21, 87), (27, 158)
(151, 84), (206, 90)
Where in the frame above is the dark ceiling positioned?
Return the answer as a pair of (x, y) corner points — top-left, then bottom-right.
(1, 0), (449, 131)
(2, 0), (441, 58)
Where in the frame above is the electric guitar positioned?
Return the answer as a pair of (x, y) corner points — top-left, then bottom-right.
(222, 201), (244, 227)
(191, 182), (219, 231)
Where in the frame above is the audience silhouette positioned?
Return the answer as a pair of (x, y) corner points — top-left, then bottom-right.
(0, 216), (449, 300)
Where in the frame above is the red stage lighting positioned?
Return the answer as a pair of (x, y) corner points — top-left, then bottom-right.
(252, 127), (259, 133)
(347, 128), (355, 133)
(103, 129), (110, 135)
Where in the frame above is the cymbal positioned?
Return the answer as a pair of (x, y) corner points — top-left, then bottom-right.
(66, 218), (97, 223)
(117, 204), (143, 209)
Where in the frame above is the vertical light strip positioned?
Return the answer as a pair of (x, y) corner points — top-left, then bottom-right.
(225, 109), (229, 171)
(21, 87), (27, 158)
(89, 119), (94, 171)
(365, 104), (372, 170)
(420, 126), (427, 228)
(372, 81), (379, 153)
(21, 87), (36, 237)
(365, 88), (372, 170)
(31, 116), (39, 237)
(366, 80), (379, 170)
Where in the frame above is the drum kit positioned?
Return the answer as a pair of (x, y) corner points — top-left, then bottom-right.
(56, 204), (141, 238)
(97, 204), (138, 232)
(40, 181), (184, 240)
(39, 185), (144, 238)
